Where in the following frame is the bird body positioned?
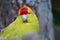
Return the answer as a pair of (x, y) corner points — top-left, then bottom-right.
(0, 6), (39, 40)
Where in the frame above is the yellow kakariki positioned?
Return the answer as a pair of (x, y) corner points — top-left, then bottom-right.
(0, 6), (39, 40)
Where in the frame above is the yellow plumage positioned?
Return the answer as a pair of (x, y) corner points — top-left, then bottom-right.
(0, 6), (39, 40)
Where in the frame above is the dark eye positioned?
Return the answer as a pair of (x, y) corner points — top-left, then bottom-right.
(28, 12), (30, 14)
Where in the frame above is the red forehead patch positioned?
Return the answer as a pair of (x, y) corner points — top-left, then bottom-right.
(20, 7), (28, 15)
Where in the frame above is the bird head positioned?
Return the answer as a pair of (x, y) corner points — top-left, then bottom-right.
(18, 6), (33, 22)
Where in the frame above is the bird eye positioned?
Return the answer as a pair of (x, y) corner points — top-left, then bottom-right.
(28, 12), (30, 14)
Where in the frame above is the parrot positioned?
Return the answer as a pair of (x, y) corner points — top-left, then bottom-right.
(0, 6), (40, 40)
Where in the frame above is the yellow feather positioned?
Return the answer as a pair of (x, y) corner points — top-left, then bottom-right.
(0, 6), (39, 40)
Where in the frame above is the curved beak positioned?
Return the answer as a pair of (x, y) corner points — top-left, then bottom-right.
(22, 14), (27, 22)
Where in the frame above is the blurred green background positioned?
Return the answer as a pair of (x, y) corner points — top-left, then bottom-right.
(52, 0), (60, 40)
(53, 8), (60, 26)
(53, 8), (60, 40)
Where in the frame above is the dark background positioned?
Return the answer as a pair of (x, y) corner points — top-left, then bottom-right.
(52, 0), (60, 40)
